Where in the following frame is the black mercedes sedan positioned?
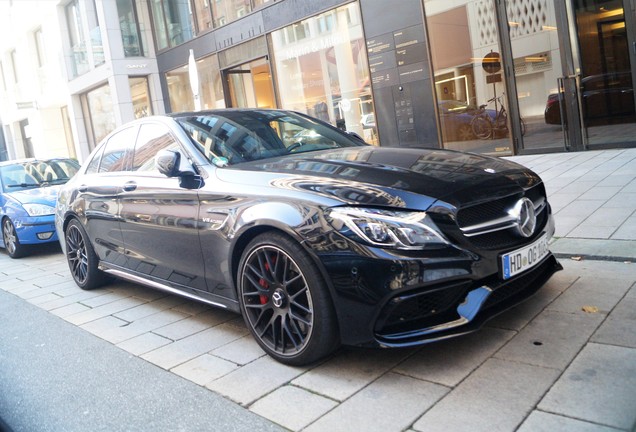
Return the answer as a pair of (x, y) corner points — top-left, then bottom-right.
(55, 109), (561, 365)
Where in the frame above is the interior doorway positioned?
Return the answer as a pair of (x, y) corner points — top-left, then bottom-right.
(223, 58), (276, 109)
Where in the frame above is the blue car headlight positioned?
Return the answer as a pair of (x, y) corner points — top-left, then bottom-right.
(22, 203), (56, 217)
(327, 207), (450, 250)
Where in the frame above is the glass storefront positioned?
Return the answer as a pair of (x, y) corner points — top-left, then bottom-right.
(270, 3), (377, 143)
(150, 0), (195, 51)
(66, 0), (104, 77)
(117, 0), (144, 56)
(130, 77), (152, 118)
(424, 0), (513, 155)
(166, 54), (225, 112)
(83, 83), (116, 145)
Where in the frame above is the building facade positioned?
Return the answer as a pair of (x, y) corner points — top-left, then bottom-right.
(1, 0), (635, 162)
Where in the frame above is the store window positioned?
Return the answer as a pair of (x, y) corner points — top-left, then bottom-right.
(84, 83), (116, 145)
(211, 0), (251, 28)
(66, 0), (104, 77)
(117, 0), (144, 56)
(150, 0), (195, 51)
(130, 77), (152, 118)
(424, 0), (512, 155)
(270, 3), (377, 144)
(166, 54), (225, 112)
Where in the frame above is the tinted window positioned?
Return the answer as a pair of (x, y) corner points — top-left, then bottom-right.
(176, 110), (365, 166)
(99, 126), (137, 173)
(85, 146), (105, 174)
(132, 124), (180, 172)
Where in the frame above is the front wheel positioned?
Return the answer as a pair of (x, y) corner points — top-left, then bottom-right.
(471, 115), (492, 140)
(65, 219), (107, 290)
(238, 232), (339, 366)
(2, 218), (27, 258)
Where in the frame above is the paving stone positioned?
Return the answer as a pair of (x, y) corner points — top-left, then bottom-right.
(27, 292), (62, 305)
(171, 354), (237, 385)
(81, 315), (129, 339)
(211, 335), (266, 365)
(22, 272), (67, 288)
(86, 309), (189, 344)
(116, 332), (173, 356)
(494, 309), (603, 370)
(66, 297), (146, 326)
(306, 372), (448, 432)
(538, 343), (636, 430)
(412, 358), (560, 432)
(153, 309), (235, 340)
(113, 295), (187, 322)
(292, 347), (415, 401)
(50, 302), (91, 318)
(250, 385), (338, 431)
(142, 323), (247, 370)
(206, 356), (306, 406)
(546, 276), (632, 315)
(38, 290), (111, 312)
(591, 294), (636, 349)
(612, 215), (636, 240)
(396, 327), (515, 387)
(78, 291), (125, 308)
(518, 411), (623, 432)
(578, 186), (622, 201)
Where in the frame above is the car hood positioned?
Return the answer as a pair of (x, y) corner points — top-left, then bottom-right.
(216, 147), (541, 210)
(5, 185), (61, 206)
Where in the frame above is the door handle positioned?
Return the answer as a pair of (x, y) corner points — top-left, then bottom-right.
(78, 185), (88, 193)
(122, 182), (137, 192)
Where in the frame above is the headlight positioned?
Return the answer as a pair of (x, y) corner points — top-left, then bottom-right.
(23, 203), (55, 217)
(327, 207), (450, 250)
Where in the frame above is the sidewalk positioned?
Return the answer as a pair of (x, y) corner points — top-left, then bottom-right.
(1, 149), (635, 432)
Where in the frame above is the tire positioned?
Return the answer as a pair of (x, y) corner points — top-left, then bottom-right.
(238, 232), (339, 366)
(471, 115), (492, 140)
(2, 218), (27, 258)
(65, 219), (107, 290)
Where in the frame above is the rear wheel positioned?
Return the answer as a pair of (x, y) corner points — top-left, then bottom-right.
(65, 219), (107, 290)
(2, 218), (26, 258)
(471, 115), (492, 140)
(238, 232), (339, 366)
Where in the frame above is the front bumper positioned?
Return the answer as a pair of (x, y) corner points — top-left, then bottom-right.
(11, 215), (58, 245)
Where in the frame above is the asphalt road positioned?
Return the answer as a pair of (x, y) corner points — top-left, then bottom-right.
(0, 288), (283, 432)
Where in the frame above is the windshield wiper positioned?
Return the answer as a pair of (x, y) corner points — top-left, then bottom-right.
(7, 183), (39, 188)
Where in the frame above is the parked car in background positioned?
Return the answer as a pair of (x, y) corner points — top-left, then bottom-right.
(1, 158), (80, 258)
(438, 100), (497, 141)
(56, 109), (561, 366)
(544, 71), (635, 125)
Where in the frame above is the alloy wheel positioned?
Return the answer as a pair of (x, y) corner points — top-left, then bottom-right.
(66, 223), (89, 285)
(240, 244), (315, 357)
(3, 219), (17, 256)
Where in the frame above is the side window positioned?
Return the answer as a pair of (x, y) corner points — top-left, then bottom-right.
(85, 146), (105, 174)
(132, 124), (180, 172)
(99, 126), (137, 173)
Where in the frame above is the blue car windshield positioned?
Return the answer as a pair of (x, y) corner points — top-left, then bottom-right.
(0, 159), (80, 192)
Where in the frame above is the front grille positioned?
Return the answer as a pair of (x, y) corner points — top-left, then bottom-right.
(455, 183), (548, 250)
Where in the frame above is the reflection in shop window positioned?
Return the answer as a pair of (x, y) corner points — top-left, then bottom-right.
(166, 54), (225, 112)
(150, 0), (195, 51)
(84, 83), (116, 145)
(211, 0), (251, 28)
(130, 77), (152, 118)
(270, 4), (378, 145)
(117, 0), (145, 56)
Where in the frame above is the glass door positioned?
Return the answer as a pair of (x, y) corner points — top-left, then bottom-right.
(571, 0), (636, 148)
(224, 57), (276, 109)
(423, 0), (514, 156)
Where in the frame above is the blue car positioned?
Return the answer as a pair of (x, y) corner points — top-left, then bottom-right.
(1, 158), (79, 258)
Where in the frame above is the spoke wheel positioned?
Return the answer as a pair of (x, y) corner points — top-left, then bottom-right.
(65, 219), (106, 290)
(238, 232), (338, 365)
(2, 218), (26, 258)
(471, 115), (492, 140)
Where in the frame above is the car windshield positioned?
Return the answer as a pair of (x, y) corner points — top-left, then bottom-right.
(0, 159), (80, 192)
(175, 110), (367, 166)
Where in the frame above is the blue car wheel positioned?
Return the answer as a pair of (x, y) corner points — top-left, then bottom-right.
(2, 218), (26, 258)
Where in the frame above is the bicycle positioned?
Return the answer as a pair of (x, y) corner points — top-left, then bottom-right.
(470, 94), (526, 140)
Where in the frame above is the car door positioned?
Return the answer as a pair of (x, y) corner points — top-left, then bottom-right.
(78, 126), (137, 266)
(118, 122), (208, 292)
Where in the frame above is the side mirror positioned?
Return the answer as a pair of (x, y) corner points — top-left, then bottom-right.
(347, 131), (365, 142)
(156, 149), (196, 178)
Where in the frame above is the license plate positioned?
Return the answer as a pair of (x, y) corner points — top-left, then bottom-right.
(501, 233), (550, 280)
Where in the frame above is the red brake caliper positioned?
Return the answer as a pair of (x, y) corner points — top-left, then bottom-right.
(259, 261), (270, 304)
